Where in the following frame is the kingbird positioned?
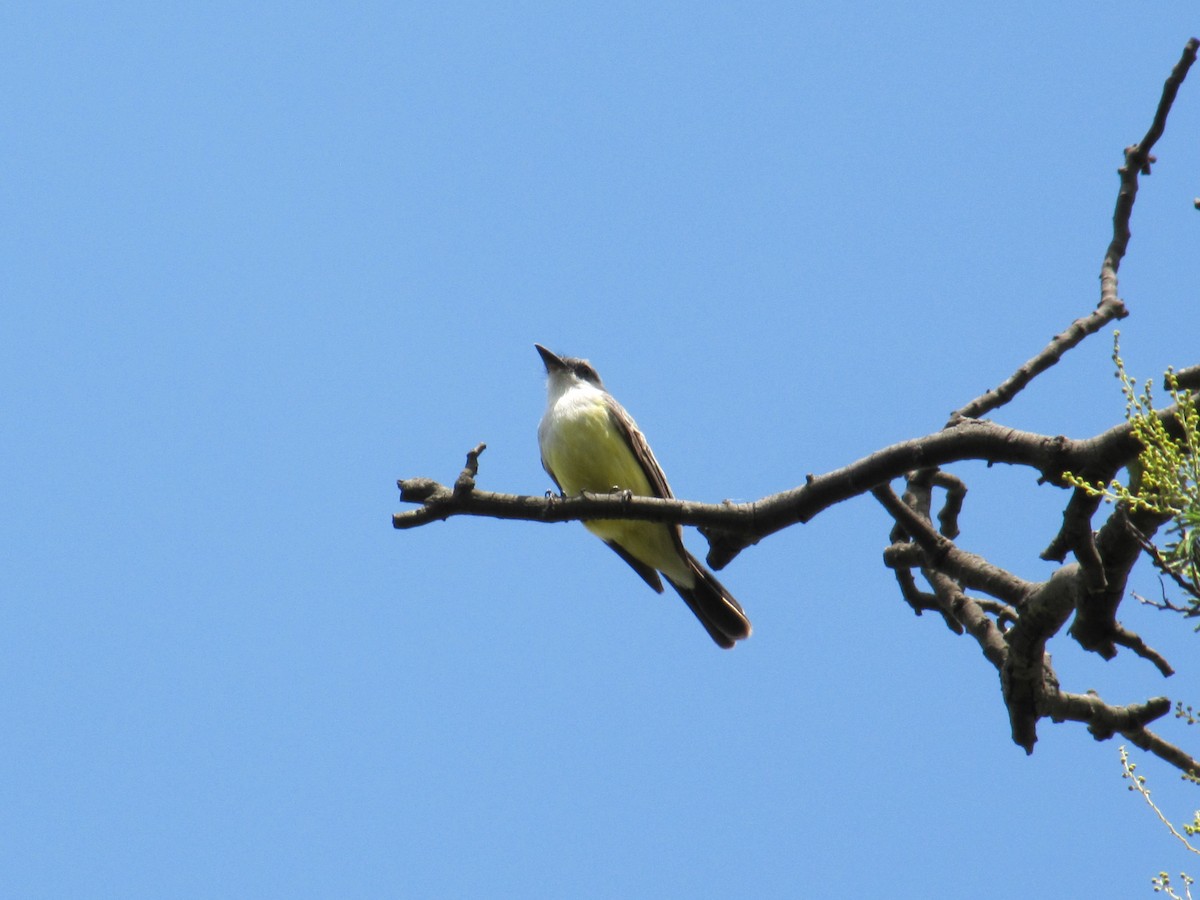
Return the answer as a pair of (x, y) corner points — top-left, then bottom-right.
(535, 344), (751, 648)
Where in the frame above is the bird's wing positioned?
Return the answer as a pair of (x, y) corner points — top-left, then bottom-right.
(604, 394), (690, 560)
(604, 396), (674, 500)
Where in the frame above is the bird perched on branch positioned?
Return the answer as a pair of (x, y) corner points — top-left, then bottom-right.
(535, 344), (751, 648)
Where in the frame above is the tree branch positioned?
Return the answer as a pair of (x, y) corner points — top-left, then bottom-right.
(395, 420), (1083, 573)
(1101, 38), (1199, 313)
(1003, 566), (1082, 751)
(398, 402), (1191, 577)
(1070, 503), (1174, 662)
(949, 39), (1197, 427)
(1174, 364), (1200, 391)
(1121, 724), (1200, 779)
(948, 300), (1128, 425)
(874, 482), (1187, 763)
(872, 484), (1036, 608)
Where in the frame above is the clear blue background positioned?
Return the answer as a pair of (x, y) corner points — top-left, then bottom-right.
(3, 4), (1199, 898)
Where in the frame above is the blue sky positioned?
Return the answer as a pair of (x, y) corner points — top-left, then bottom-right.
(3, 4), (1200, 897)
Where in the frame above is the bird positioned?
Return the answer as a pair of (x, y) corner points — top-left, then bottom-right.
(535, 344), (751, 648)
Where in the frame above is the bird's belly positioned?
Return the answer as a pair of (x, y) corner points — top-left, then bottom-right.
(542, 405), (653, 496)
(541, 405), (689, 582)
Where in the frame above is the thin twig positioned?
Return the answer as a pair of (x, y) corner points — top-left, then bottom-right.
(1120, 747), (1200, 855)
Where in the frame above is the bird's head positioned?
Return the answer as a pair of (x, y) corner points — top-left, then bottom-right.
(535, 344), (605, 390)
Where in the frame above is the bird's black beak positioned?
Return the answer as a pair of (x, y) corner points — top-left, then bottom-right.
(535, 344), (567, 373)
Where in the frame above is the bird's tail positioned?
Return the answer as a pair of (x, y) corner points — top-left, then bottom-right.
(666, 555), (752, 649)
